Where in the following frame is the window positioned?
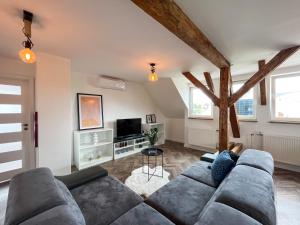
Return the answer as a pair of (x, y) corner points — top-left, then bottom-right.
(232, 81), (256, 120)
(271, 74), (300, 121)
(189, 87), (213, 118)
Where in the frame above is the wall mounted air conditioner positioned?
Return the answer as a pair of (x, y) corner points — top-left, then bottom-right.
(97, 75), (126, 91)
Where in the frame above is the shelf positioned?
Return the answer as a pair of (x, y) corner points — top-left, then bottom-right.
(114, 149), (141, 159)
(74, 128), (113, 134)
(114, 144), (134, 151)
(134, 140), (150, 145)
(80, 142), (113, 149)
(79, 156), (113, 169)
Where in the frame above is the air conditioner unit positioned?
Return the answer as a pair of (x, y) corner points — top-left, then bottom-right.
(97, 75), (126, 91)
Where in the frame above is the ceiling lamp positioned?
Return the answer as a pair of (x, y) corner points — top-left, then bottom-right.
(19, 10), (36, 64)
(148, 63), (158, 82)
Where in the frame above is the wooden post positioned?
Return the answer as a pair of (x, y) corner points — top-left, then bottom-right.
(219, 67), (229, 151)
(259, 60), (267, 105)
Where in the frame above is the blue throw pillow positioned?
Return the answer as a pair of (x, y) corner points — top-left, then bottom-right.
(211, 150), (235, 185)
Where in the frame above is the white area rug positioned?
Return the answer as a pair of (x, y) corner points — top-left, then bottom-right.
(125, 166), (170, 197)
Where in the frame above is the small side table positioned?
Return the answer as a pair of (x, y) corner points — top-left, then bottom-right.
(141, 147), (164, 181)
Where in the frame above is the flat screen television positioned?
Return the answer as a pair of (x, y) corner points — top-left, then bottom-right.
(116, 118), (142, 138)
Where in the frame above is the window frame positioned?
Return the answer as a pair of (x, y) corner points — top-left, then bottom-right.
(188, 86), (214, 119)
(271, 73), (300, 122)
(232, 80), (257, 121)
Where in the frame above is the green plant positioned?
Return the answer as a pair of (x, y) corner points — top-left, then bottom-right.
(145, 128), (158, 146)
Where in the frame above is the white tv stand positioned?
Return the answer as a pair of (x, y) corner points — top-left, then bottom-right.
(113, 135), (150, 159)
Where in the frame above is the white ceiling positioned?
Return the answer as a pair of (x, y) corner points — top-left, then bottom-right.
(0, 0), (300, 82)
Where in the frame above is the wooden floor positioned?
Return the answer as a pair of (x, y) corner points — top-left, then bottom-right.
(0, 141), (299, 225)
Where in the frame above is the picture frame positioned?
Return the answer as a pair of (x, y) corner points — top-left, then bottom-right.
(146, 114), (152, 124)
(151, 114), (156, 123)
(77, 93), (104, 130)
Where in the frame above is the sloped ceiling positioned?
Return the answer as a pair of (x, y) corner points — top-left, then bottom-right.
(0, 0), (300, 82)
(144, 78), (185, 118)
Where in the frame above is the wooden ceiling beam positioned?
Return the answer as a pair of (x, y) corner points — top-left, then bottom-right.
(131, 0), (230, 68)
(228, 71), (240, 138)
(259, 60), (267, 105)
(203, 72), (215, 93)
(228, 46), (300, 107)
(182, 72), (220, 106)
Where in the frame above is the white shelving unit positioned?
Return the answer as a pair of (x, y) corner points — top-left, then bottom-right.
(74, 129), (113, 170)
(114, 136), (150, 159)
(143, 122), (165, 145)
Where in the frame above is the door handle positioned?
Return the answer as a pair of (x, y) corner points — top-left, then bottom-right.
(23, 123), (28, 130)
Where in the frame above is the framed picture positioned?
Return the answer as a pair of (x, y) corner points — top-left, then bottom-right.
(151, 114), (156, 123)
(146, 115), (152, 124)
(77, 93), (104, 130)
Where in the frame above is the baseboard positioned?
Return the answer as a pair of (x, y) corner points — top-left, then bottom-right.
(183, 143), (216, 153)
(165, 138), (184, 144)
(275, 161), (300, 173)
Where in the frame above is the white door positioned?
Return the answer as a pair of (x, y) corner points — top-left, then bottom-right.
(0, 77), (33, 182)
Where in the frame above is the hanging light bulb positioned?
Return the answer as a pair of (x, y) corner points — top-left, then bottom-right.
(19, 40), (36, 63)
(19, 10), (36, 64)
(148, 63), (158, 82)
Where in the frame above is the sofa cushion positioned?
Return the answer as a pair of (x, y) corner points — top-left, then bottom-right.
(211, 151), (235, 185)
(19, 205), (85, 225)
(181, 161), (217, 188)
(214, 165), (276, 225)
(146, 175), (216, 225)
(55, 180), (86, 224)
(55, 165), (108, 190)
(110, 203), (175, 225)
(195, 202), (262, 225)
(71, 176), (143, 225)
(237, 149), (274, 175)
(5, 168), (66, 225)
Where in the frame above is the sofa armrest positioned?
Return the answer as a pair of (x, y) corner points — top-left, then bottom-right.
(55, 165), (108, 190)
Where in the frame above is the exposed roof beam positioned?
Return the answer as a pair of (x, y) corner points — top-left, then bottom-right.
(258, 60), (267, 105)
(203, 72), (215, 93)
(228, 46), (300, 107)
(131, 0), (230, 68)
(228, 71), (240, 138)
(182, 72), (220, 106)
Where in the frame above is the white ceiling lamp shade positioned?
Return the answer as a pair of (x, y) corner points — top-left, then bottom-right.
(97, 75), (126, 91)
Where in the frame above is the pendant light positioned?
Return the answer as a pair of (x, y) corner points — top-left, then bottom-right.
(19, 10), (36, 64)
(148, 63), (158, 82)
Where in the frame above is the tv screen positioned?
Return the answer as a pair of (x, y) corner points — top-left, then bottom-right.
(116, 118), (142, 138)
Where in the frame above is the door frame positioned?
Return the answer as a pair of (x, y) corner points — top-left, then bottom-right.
(0, 74), (36, 170)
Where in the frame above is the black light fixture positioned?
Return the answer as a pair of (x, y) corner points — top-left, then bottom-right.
(19, 10), (36, 63)
(148, 63), (158, 82)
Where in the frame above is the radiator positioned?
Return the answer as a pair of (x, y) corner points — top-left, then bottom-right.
(187, 128), (218, 149)
(249, 132), (300, 166)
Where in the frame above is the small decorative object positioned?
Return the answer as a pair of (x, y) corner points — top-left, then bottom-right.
(145, 128), (159, 147)
(146, 114), (152, 124)
(77, 93), (104, 130)
(151, 114), (156, 123)
(93, 132), (98, 145)
(148, 63), (158, 82)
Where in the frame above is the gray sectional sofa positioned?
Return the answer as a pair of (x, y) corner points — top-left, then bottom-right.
(4, 149), (275, 225)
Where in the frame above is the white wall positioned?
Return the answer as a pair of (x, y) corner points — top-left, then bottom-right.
(35, 53), (72, 175)
(71, 72), (165, 134)
(165, 118), (185, 143)
(0, 56), (35, 77)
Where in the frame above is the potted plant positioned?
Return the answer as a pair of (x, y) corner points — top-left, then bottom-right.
(145, 128), (159, 147)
